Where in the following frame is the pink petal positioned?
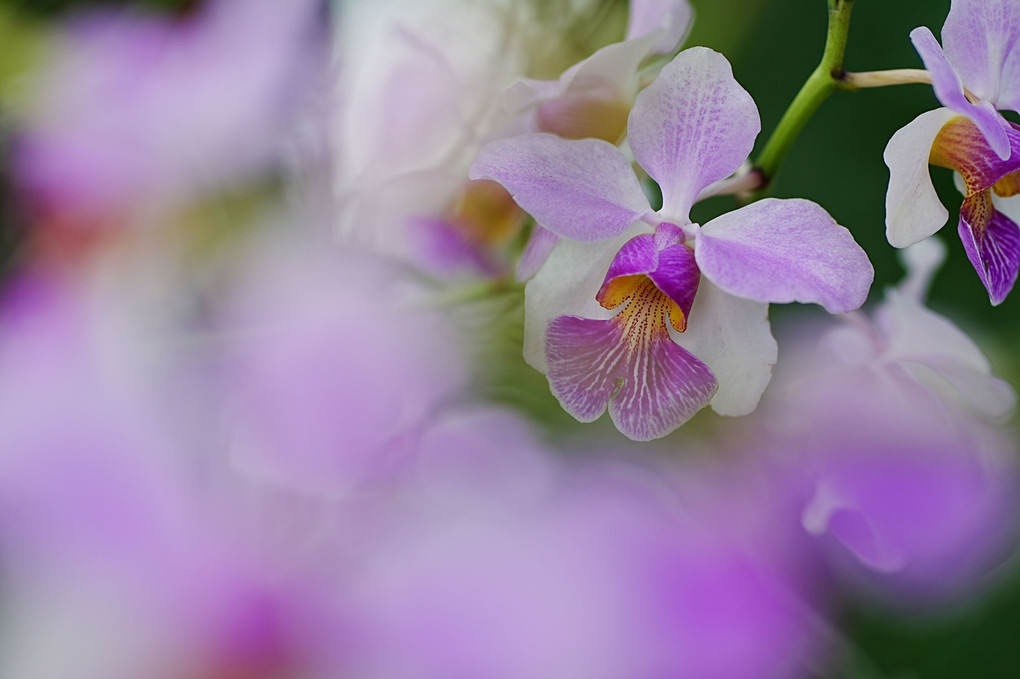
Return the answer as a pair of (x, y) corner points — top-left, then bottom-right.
(696, 199), (873, 313)
(546, 314), (716, 440)
(516, 226), (560, 281)
(910, 26), (1011, 159)
(940, 0), (1020, 112)
(625, 0), (694, 55)
(470, 134), (651, 242)
(628, 47), (759, 221)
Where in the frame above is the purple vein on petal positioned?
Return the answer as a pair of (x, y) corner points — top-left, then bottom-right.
(958, 191), (1020, 305)
(930, 116), (1020, 194)
(546, 275), (716, 441)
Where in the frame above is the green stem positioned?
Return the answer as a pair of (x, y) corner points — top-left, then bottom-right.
(748, 0), (855, 200)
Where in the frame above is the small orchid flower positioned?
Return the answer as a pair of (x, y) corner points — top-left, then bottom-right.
(885, 0), (1020, 304)
(472, 47), (873, 440)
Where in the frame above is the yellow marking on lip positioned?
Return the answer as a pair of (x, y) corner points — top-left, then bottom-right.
(930, 115), (1012, 194)
(930, 117), (980, 179)
(597, 274), (687, 337)
(994, 170), (1020, 197)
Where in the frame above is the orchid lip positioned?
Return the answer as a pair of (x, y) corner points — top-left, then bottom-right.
(596, 232), (702, 331)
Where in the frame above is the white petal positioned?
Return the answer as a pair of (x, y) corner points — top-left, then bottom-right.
(884, 108), (956, 248)
(878, 288), (1017, 421)
(672, 279), (776, 417)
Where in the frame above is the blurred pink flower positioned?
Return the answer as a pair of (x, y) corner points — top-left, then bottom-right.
(217, 236), (469, 499)
(12, 0), (324, 222)
(0, 272), (352, 679)
(760, 241), (1019, 604)
(344, 457), (828, 679)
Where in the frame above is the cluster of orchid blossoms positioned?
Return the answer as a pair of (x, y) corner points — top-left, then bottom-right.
(0, 0), (1018, 677)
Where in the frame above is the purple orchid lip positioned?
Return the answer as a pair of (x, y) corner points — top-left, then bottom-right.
(596, 225), (701, 332)
(547, 222), (715, 440)
(545, 309), (717, 441)
(958, 195), (1020, 305)
(928, 116), (1020, 304)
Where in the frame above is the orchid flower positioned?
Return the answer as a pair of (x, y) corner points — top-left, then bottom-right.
(885, 0), (1020, 305)
(471, 47), (873, 440)
(755, 239), (1019, 602)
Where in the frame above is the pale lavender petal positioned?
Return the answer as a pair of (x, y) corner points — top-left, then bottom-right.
(625, 0), (694, 55)
(628, 47), (759, 221)
(512, 43), (643, 142)
(674, 279), (776, 417)
(958, 192), (1020, 305)
(545, 315), (716, 440)
(884, 108), (956, 248)
(505, 0), (688, 127)
(879, 257), (1017, 421)
(550, 40), (652, 105)
(929, 114), (1020, 192)
(470, 134), (651, 242)
(941, 0), (1020, 111)
(696, 198), (873, 313)
(910, 26), (1011, 158)
(516, 226), (560, 281)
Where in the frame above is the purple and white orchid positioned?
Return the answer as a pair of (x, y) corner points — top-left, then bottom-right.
(472, 47), (873, 440)
(885, 0), (1020, 305)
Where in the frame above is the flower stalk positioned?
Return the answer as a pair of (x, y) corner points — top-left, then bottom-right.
(748, 0), (855, 200)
